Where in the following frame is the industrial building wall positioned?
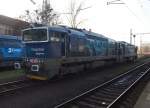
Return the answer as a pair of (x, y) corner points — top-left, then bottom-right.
(0, 15), (29, 36)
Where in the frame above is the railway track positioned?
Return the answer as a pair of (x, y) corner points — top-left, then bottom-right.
(0, 79), (37, 95)
(55, 61), (150, 108)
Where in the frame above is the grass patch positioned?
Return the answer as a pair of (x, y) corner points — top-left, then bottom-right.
(0, 69), (25, 80)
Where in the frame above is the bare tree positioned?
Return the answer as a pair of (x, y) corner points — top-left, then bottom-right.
(19, 0), (61, 26)
(67, 0), (91, 28)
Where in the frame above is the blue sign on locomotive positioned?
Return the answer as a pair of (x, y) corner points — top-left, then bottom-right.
(0, 35), (24, 69)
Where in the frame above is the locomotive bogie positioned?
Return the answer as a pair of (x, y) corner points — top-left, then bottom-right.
(25, 58), (61, 80)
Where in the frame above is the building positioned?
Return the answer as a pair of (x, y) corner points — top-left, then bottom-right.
(140, 43), (150, 56)
(0, 15), (30, 36)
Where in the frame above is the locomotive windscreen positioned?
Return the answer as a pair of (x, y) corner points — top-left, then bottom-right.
(23, 28), (47, 42)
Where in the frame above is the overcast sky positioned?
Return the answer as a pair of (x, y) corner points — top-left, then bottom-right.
(0, 0), (150, 46)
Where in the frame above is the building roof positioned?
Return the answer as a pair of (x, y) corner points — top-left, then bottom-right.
(0, 15), (29, 27)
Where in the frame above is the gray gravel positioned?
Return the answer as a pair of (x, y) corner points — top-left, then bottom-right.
(0, 62), (145, 108)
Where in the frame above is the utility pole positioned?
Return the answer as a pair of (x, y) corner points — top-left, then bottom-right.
(133, 34), (136, 45)
(130, 29), (132, 44)
(132, 32), (150, 56)
(140, 35), (142, 56)
(107, 1), (139, 45)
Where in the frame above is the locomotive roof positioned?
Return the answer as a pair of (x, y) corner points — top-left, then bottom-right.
(47, 26), (68, 32)
(0, 35), (21, 40)
(48, 26), (85, 37)
(108, 38), (116, 42)
(24, 26), (86, 37)
(22, 26), (117, 40)
(69, 29), (85, 37)
(118, 41), (135, 46)
(75, 29), (108, 39)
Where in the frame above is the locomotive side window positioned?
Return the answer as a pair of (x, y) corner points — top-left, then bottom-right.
(50, 32), (67, 42)
(50, 32), (61, 42)
(78, 38), (85, 52)
(88, 38), (96, 56)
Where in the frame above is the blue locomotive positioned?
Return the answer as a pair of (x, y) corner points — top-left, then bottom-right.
(0, 35), (24, 69)
(22, 26), (137, 80)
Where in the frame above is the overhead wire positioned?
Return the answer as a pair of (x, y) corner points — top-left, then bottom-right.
(107, 0), (142, 22)
(121, 0), (145, 25)
(137, 0), (143, 8)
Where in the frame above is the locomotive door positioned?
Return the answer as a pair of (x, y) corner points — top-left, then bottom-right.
(50, 31), (68, 58)
(61, 33), (68, 57)
(118, 43), (124, 62)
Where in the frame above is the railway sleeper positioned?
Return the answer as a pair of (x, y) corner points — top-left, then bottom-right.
(107, 84), (128, 90)
(77, 100), (105, 108)
(114, 84), (132, 90)
(95, 91), (120, 97)
(81, 97), (111, 107)
(96, 90), (121, 97)
(84, 96), (114, 105)
(91, 93), (117, 100)
(109, 85), (128, 90)
(100, 88), (124, 94)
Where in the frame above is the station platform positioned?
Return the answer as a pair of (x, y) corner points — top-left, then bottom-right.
(134, 81), (150, 108)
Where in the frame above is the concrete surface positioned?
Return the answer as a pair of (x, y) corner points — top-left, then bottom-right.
(134, 81), (150, 108)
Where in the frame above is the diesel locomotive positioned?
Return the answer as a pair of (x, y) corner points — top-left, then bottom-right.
(0, 35), (24, 69)
(22, 26), (137, 80)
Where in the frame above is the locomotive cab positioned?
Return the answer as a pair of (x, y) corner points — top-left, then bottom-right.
(22, 26), (69, 80)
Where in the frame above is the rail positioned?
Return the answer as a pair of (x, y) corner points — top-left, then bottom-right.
(0, 79), (36, 95)
(55, 61), (150, 108)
